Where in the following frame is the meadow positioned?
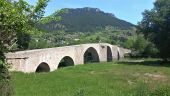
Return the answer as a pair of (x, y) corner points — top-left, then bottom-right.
(12, 60), (170, 96)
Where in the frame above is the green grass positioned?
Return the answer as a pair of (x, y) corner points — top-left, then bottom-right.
(12, 61), (170, 96)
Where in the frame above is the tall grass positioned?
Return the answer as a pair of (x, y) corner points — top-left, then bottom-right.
(12, 62), (170, 96)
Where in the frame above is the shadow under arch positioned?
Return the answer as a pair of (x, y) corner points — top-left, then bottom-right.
(36, 62), (50, 72)
(107, 46), (113, 62)
(117, 51), (120, 60)
(58, 56), (74, 68)
(84, 47), (99, 63)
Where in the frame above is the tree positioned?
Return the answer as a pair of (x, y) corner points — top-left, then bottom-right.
(124, 37), (136, 49)
(133, 35), (147, 53)
(0, 0), (49, 95)
(143, 42), (159, 57)
(17, 32), (31, 50)
(124, 34), (158, 57)
(138, 0), (170, 60)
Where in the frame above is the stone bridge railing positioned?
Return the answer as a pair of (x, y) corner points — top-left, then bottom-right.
(5, 43), (131, 73)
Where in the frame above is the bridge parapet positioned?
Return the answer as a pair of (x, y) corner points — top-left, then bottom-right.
(5, 43), (130, 73)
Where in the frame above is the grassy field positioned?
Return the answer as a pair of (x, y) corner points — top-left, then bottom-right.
(12, 60), (170, 96)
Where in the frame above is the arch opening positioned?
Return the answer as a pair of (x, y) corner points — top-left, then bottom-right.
(36, 62), (50, 72)
(107, 46), (113, 62)
(58, 56), (74, 68)
(84, 47), (99, 63)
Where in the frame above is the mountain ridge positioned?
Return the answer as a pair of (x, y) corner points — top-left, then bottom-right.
(39, 7), (134, 32)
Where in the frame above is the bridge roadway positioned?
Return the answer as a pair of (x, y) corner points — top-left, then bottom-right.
(5, 43), (130, 73)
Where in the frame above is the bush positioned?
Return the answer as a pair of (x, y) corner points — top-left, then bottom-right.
(143, 42), (159, 58)
(0, 60), (12, 96)
(0, 50), (12, 96)
(124, 34), (159, 58)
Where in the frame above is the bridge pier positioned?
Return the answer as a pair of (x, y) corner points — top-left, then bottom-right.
(5, 43), (131, 73)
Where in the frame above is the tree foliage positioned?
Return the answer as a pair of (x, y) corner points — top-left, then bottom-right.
(124, 34), (159, 57)
(0, 0), (49, 95)
(0, 0), (49, 50)
(138, 0), (170, 60)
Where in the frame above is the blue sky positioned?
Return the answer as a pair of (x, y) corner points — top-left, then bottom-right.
(27, 0), (155, 24)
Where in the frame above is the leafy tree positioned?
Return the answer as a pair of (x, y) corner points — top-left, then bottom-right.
(138, 0), (170, 60)
(124, 35), (146, 57)
(124, 34), (158, 57)
(17, 32), (31, 50)
(143, 42), (159, 57)
(0, 0), (49, 95)
(29, 38), (53, 49)
(124, 37), (136, 49)
(133, 35), (148, 53)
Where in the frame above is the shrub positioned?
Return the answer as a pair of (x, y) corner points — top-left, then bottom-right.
(0, 60), (12, 96)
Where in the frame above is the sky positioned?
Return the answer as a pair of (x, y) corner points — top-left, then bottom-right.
(27, 0), (155, 24)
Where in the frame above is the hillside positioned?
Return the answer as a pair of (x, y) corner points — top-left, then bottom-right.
(25, 8), (136, 50)
(39, 7), (134, 32)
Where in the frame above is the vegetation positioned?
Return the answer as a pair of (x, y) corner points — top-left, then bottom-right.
(32, 25), (159, 58)
(124, 34), (159, 58)
(12, 61), (170, 96)
(31, 7), (160, 58)
(33, 26), (136, 48)
(138, 0), (170, 60)
(39, 7), (134, 32)
(26, 7), (136, 50)
(1, 0), (170, 95)
(0, 0), (49, 95)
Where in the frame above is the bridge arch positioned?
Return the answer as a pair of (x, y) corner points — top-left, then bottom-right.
(107, 46), (112, 62)
(35, 62), (50, 72)
(84, 47), (99, 63)
(58, 56), (74, 68)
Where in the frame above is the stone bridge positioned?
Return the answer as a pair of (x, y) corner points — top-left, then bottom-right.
(5, 43), (130, 73)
